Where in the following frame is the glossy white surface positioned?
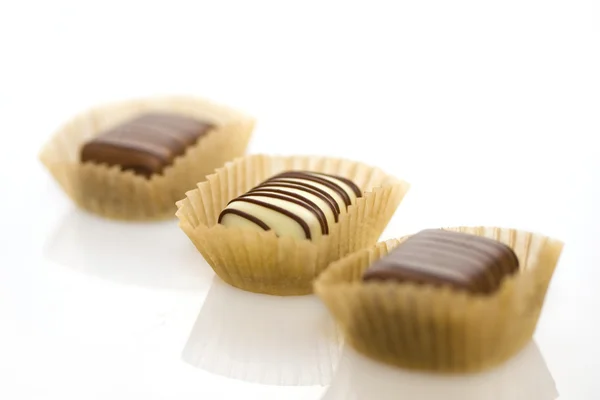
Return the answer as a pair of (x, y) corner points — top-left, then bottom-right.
(1, 0), (599, 399)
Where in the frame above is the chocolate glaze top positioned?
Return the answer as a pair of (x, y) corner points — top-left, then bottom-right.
(363, 229), (520, 294)
(80, 112), (214, 178)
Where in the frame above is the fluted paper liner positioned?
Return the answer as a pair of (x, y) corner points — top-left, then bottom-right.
(176, 154), (410, 295)
(314, 226), (564, 373)
(39, 96), (255, 220)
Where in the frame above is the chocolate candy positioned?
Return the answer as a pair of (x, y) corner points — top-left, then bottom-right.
(80, 113), (215, 178)
(362, 229), (519, 294)
(218, 171), (362, 241)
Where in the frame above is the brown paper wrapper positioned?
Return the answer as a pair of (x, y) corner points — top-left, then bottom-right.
(314, 226), (564, 373)
(176, 154), (411, 296)
(39, 96), (255, 220)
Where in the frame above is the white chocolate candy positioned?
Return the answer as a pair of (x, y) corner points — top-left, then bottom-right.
(218, 171), (362, 241)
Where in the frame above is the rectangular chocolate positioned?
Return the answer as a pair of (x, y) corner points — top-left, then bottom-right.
(362, 229), (519, 294)
(80, 113), (214, 178)
(218, 171), (362, 242)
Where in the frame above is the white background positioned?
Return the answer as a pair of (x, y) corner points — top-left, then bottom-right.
(0, 0), (599, 398)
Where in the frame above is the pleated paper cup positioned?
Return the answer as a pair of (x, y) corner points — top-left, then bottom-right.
(314, 226), (564, 373)
(39, 96), (255, 221)
(176, 154), (410, 296)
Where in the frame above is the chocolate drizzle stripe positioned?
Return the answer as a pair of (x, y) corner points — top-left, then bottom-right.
(420, 230), (519, 277)
(405, 238), (506, 291)
(304, 171), (362, 198)
(363, 229), (519, 294)
(407, 236), (504, 268)
(384, 256), (471, 282)
(217, 208), (270, 231)
(368, 267), (472, 290)
(237, 191), (328, 235)
(409, 231), (518, 291)
(258, 180), (341, 219)
(227, 198), (312, 239)
(404, 240), (495, 270)
(84, 139), (173, 163)
(134, 115), (214, 142)
(270, 172), (352, 207)
(127, 123), (190, 149)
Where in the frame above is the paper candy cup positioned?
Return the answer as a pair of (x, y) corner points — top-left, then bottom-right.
(39, 96), (255, 221)
(176, 154), (411, 296)
(314, 226), (564, 373)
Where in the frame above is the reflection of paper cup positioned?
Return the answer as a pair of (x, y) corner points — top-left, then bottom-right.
(176, 154), (410, 295)
(322, 341), (558, 400)
(315, 226), (564, 373)
(43, 209), (213, 291)
(181, 277), (342, 386)
(39, 96), (255, 221)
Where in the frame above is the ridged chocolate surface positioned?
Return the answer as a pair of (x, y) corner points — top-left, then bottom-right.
(80, 113), (214, 178)
(362, 229), (520, 294)
(218, 171), (362, 241)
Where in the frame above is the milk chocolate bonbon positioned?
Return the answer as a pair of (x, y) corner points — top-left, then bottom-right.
(81, 113), (214, 178)
(362, 229), (520, 294)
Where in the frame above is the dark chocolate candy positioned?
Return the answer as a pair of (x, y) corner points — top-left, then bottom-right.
(362, 229), (519, 294)
(80, 113), (214, 178)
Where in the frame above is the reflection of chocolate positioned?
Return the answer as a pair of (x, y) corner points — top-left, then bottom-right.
(218, 171), (362, 241)
(43, 209), (211, 291)
(181, 277), (342, 386)
(80, 113), (214, 178)
(363, 229), (519, 294)
(322, 342), (557, 400)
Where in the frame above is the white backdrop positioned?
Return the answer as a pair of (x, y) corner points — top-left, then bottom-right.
(0, 1), (599, 399)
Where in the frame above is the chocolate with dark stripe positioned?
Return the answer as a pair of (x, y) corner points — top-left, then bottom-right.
(226, 197), (312, 239)
(236, 191), (329, 235)
(81, 113), (214, 178)
(270, 171), (353, 207)
(217, 208), (271, 231)
(362, 229), (520, 294)
(256, 180), (341, 219)
(303, 171), (362, 198)
(218, 170), (362, 240)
